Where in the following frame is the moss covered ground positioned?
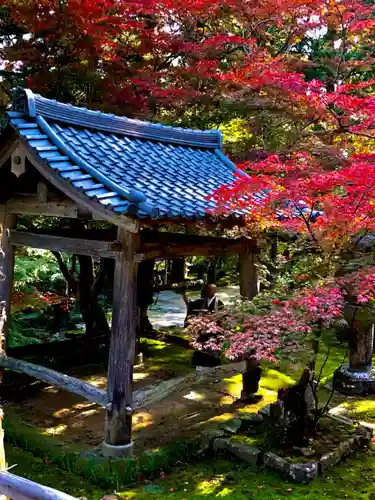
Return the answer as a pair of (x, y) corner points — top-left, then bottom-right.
(4, 339), (373, 499)
(6, 443), (375, 499)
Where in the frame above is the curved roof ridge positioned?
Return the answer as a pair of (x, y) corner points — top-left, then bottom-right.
(11, 88), (223, 149)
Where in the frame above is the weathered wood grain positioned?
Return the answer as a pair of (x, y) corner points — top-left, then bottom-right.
(0, 355), (108, 406)
(105, 228), (139, 446)
(0, 211), (16, 343)
(10, 230), (120, 259)
(0, 471), (77, 500)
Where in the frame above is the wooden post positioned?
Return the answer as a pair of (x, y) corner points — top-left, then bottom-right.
(104, 227), (139, 457)
(0, 211), (15, 342)
(0, 307), (6, 500)
(0, 210), (15, 500)
(239, 243), (259, 300)
(241, 356), (262, 402)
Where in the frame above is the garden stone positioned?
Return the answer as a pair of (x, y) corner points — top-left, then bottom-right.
(201, 428), (226, 439)
(300, 447), (315, 458)
(228, 443), (259, 465)
(220, 418), (242, 434)
(289, 462), (318, 484)
(337, 438), (354, 456)
(355, 425), (373, 445)
(239, 413), (264, 431)
(198, 434), (212, 454)
(320, 450), (342, 472)
(212, 438), (231, 451)
(263, 452), (290, 475)
(259, 405), (271, 418)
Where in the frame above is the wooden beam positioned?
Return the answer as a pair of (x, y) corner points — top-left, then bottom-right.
(18, 141), (139, 233)
(0, 128), (18, 171)
(139, 232), (257, 259)
(106, 228), (139, 448)
(0, 472), (78, 500)
(10, 230), (121, 259)
(5, 199), (83, 218)
(239, 242), (260, 300)
(0, 355), (108, 406)
(0, 211), (16, 342)
(7, 228), (258, 259)
(36, 183), (48, 203)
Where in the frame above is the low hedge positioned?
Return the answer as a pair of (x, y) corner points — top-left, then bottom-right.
(3, 415), (201, 489)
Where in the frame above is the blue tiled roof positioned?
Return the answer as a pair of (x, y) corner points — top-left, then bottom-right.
(6, 88), (245, 221)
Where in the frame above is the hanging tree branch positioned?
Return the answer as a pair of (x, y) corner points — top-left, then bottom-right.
(51, 251), (77, 294)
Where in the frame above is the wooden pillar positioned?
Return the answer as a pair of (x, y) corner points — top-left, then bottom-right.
(0, 210), (15, 342)
(104, 227), (139, 457)
(0, 209), (14, 500)
(0, 305), (7, 500)
(239, 243), (259, 300)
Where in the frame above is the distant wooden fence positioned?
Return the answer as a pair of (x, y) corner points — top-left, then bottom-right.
(0, 471), (78, 499)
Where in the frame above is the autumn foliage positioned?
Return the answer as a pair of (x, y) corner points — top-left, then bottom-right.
(2, 0), (375, 360)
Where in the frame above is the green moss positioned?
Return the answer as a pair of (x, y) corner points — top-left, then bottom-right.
(140, 338), (193, 376)
(3, 414), (202, 490)
(231, 434), (264, 448)
(118, 448), (375, 499)
(5, 444), (105, 499)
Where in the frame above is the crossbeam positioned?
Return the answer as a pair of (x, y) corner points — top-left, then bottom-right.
(5, 199), (83, 219)
(139, 231), (256, 259)
(10, 230), (120, 259)
(9, 229), (257, 259)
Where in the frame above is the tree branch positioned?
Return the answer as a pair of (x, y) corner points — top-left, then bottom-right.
(92, 258), (106, 297)
(51, 251), (77, 294)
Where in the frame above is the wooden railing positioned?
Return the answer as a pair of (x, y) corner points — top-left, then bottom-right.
(0, 471), (78, 500)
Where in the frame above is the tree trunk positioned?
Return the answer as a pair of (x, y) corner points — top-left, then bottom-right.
(137, 259), (155, 334)
(241, 357), (262, 401)
(105, 228), (139, 448)
(239, 244), (260, 300)
(77, 255), (109, 338)
(170, 258), (185, 283)
(207, 257), (218, 284)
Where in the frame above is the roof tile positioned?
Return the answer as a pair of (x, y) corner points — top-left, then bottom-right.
(7, 88), (246, 221)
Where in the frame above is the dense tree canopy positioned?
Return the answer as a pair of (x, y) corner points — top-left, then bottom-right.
(2, 0), (375, 356)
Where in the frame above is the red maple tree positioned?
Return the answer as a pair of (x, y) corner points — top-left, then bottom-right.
(3, 0), (375, 354)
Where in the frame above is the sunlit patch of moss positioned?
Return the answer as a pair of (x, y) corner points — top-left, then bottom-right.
(195, 475), (225, 494)
(204, 412), (235, 424)
(133, 411), (153, 431)
(43, 424), (67, 436)
(220, 395), (234, 405)
(231, 434), (264, 448)
(238, 389), (277, 414)
(339, 399), (375, 422)
(260, 369), (296, 391)
(223, 374), (242, 398)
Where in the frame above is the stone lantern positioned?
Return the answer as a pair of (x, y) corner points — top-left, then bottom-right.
(335, 303), (375, 395)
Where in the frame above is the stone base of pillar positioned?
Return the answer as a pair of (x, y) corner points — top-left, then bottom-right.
(102, 440), (134, 458)
(334, 364), (375, 396)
